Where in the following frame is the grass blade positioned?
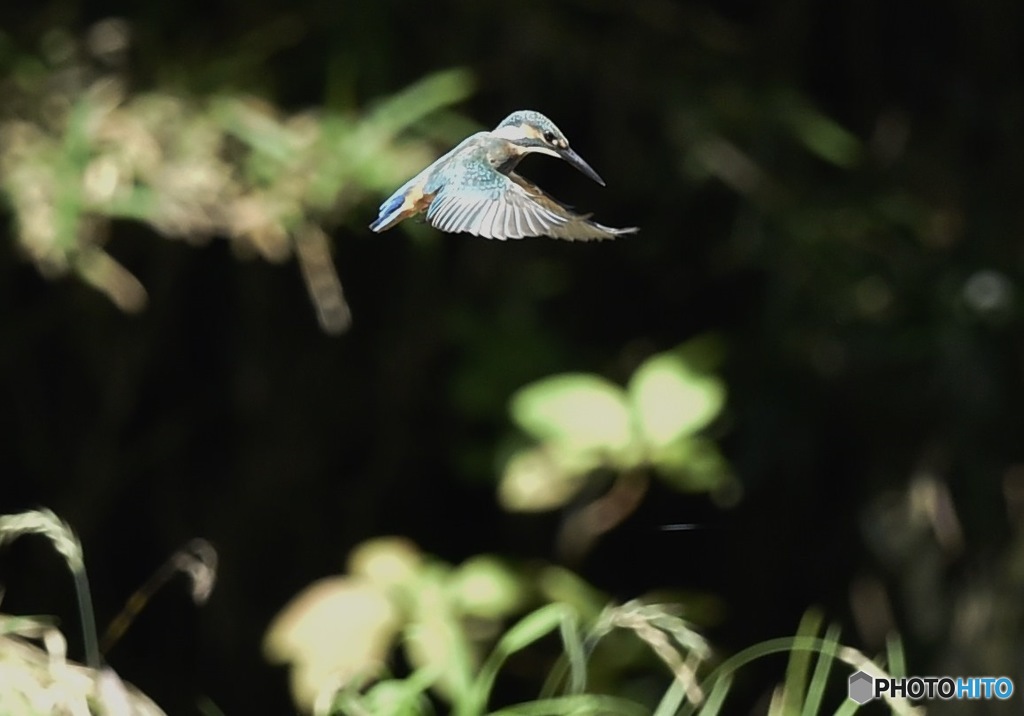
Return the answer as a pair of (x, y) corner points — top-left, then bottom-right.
(695, 673), (732, 716)
(0, 509), (100, 670)
(802, 623), (840, 716)
(886, 633), (907, 678)
(784, 609), (823, 714)
(558, 610), (586, 695)
(460, 604), (572, 716)
(487, 694), (648, 716)
(652, 675), (688, 716)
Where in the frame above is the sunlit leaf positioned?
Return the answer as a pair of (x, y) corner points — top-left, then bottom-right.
(449, 555), (527, 619)
(404, 568), (476, 704)
(347, 536), (423, 590)
(511, 374), (633, 458)
(628, 352), (725, 449)
(498, 447), (587, 512)
(263, 577), (400, 712)
(652, 438), (730, 492)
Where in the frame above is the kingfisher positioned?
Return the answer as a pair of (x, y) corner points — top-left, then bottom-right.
(369, 110), (637, 241)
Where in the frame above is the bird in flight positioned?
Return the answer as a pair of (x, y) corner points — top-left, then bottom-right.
(369, 110), (637, 241)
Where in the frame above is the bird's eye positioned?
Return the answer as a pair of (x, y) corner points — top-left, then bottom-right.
(543, 131), (557, 144)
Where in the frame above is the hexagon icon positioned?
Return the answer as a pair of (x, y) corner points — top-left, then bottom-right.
(848, 670), (874, 704)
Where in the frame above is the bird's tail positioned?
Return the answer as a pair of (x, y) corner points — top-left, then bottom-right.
(369, 192), (408, 233)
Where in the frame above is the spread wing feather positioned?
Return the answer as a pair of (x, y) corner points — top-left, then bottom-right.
(425, 164), (635, 242)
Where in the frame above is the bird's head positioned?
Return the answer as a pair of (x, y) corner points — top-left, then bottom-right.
(492, 110), (606, 186)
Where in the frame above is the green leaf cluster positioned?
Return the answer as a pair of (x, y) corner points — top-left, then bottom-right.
(501, 338), (732, 512)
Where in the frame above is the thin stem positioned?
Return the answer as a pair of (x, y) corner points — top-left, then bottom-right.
(72, 564), (102, 670)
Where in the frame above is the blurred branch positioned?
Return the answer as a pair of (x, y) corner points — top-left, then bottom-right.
(556, 470), (650, 564)
(101, 538), (218, 656)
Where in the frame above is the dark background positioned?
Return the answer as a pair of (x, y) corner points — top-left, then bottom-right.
(2, 1), (1024, 713)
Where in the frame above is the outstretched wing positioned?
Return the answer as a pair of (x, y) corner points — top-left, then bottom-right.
(426, 164), (636, 242)
(508, 173), (638, 241)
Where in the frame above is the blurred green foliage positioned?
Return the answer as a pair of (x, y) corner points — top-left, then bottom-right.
(506, 337), (728, 493)
(499, 338), (733, 560)
(0, 510), (918, 716)
(0, 510), (165, 715)
(263, 536), (924, 716)
(0, 25), (473, 331)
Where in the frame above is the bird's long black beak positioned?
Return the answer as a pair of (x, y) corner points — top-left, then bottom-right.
(558, 147), (606, 186)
